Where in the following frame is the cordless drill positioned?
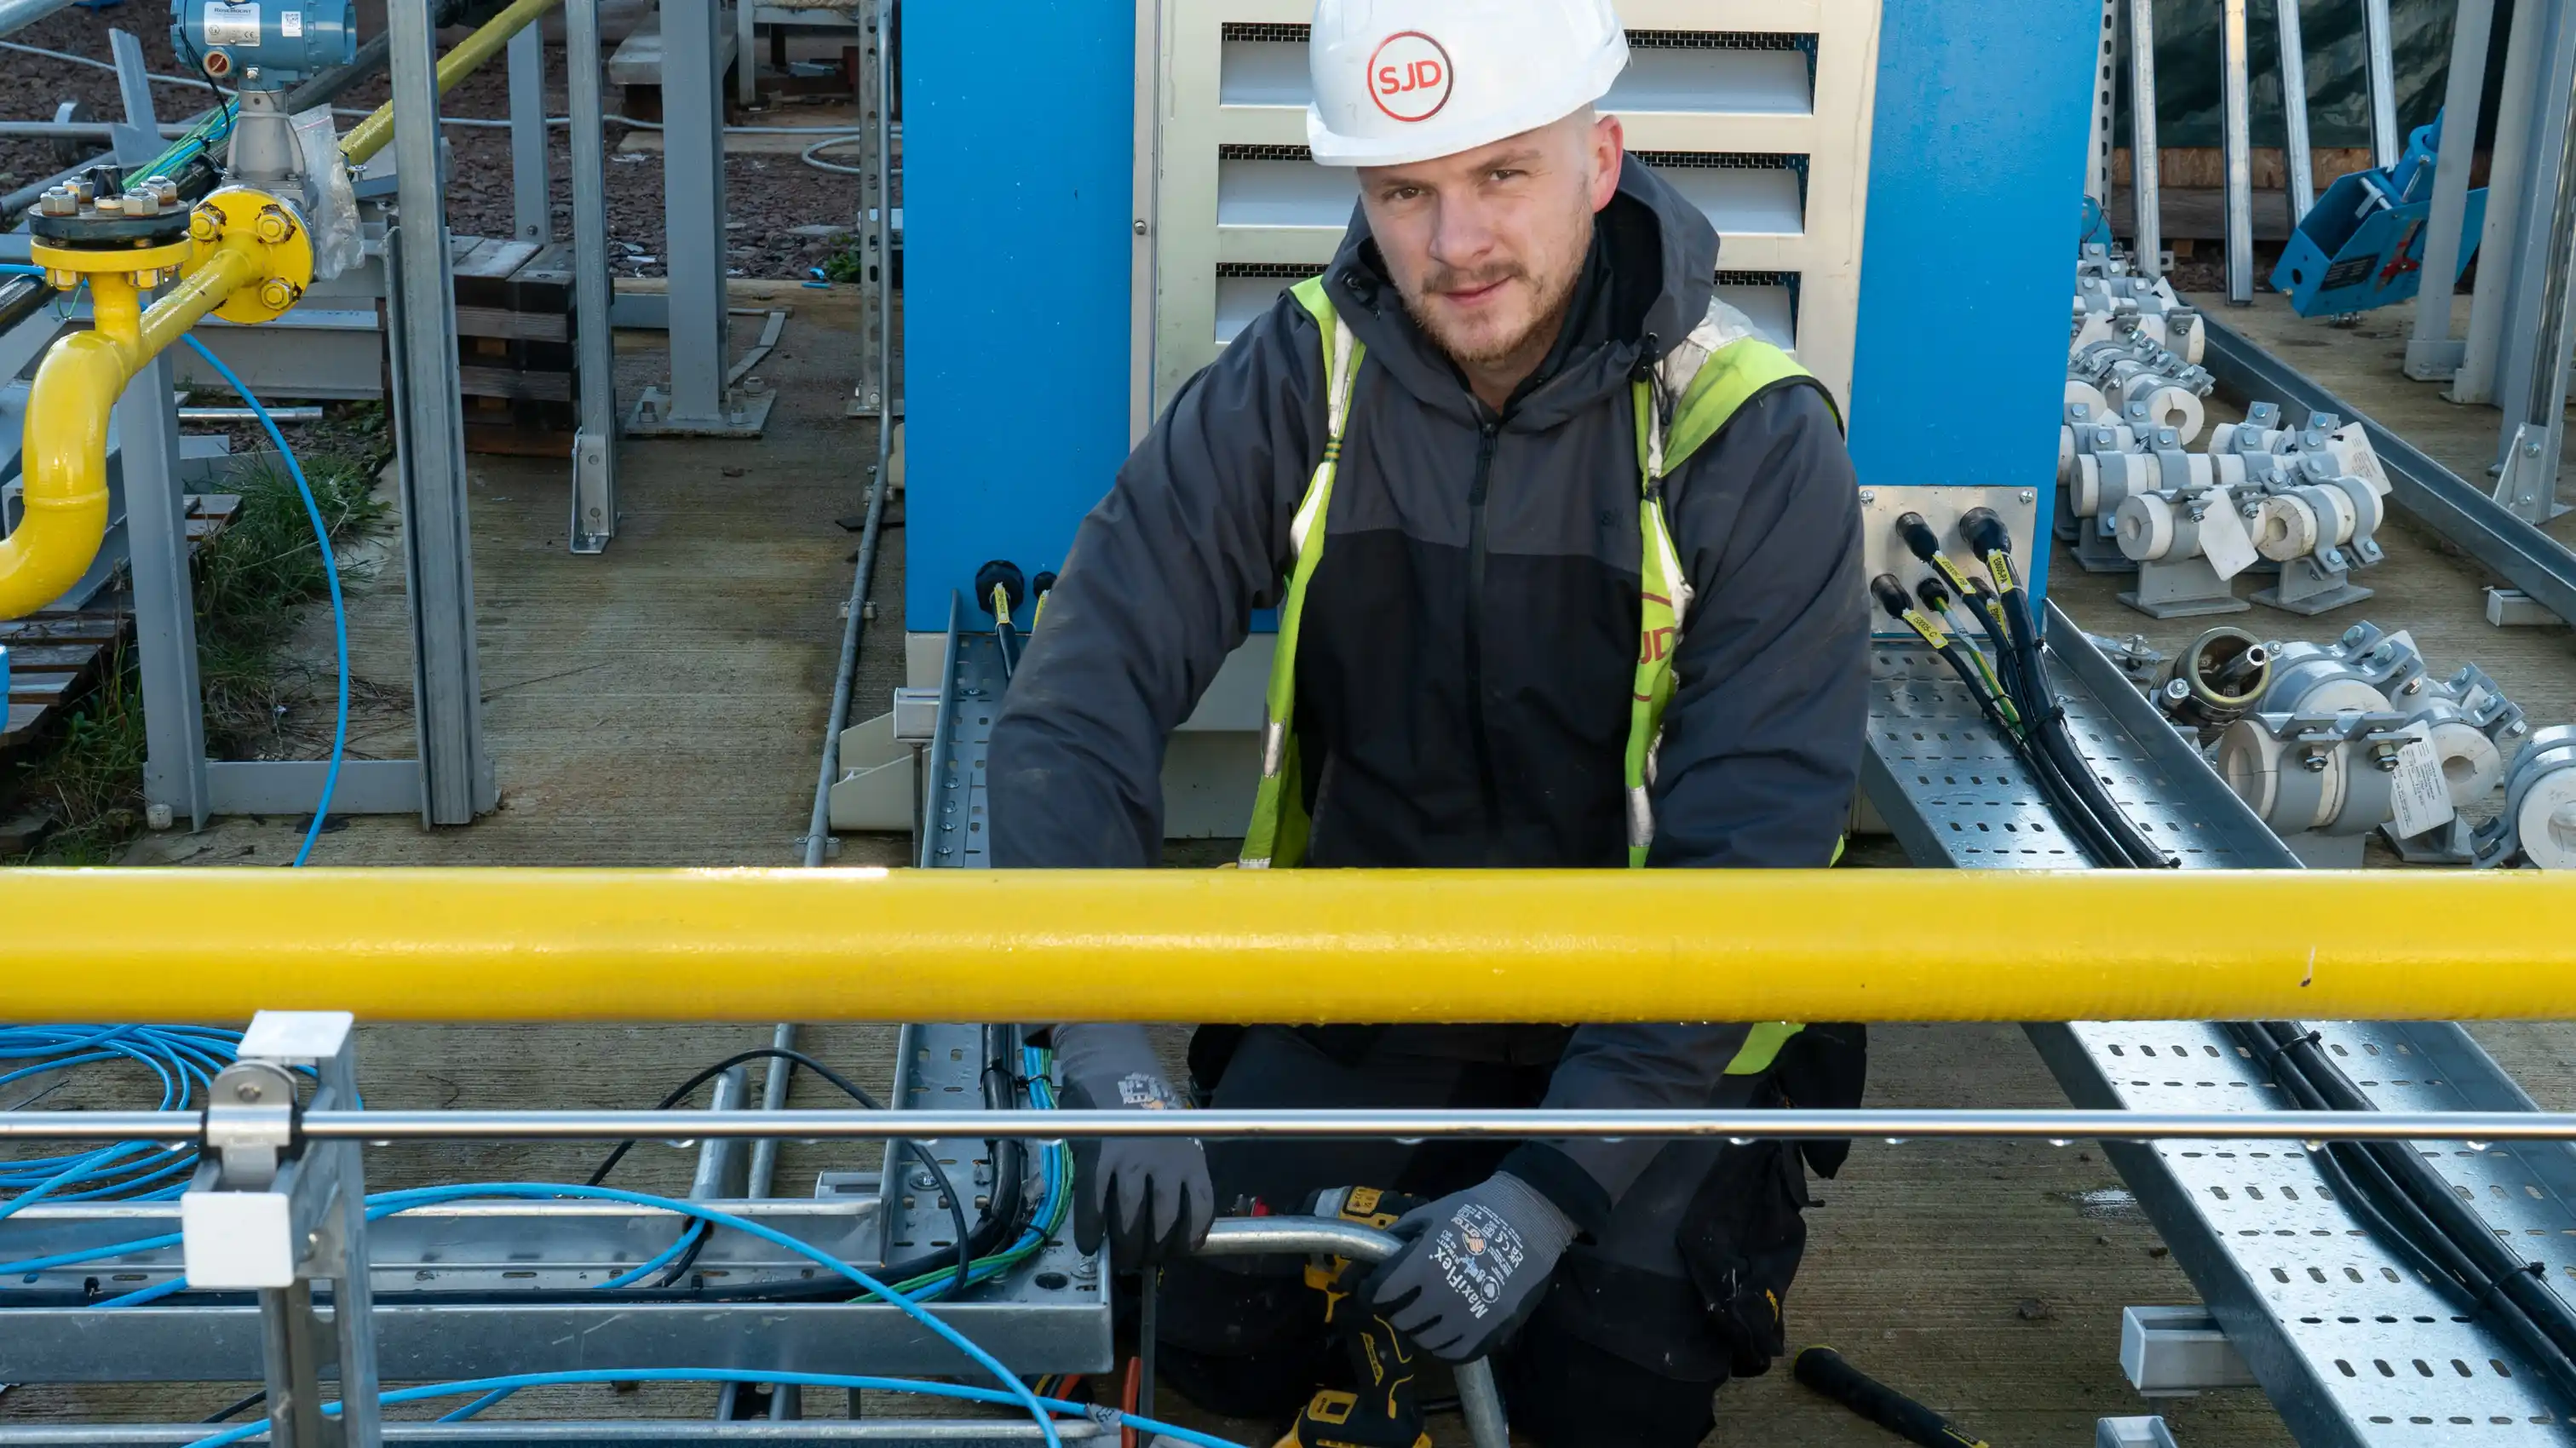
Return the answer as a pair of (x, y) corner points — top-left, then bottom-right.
(1274, 1187), (1432, 1448)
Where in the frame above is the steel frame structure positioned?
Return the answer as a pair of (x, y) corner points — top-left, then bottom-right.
(0, 1013), (1535, 1448)
(625, 0), (777, 439)
(843, 0), (896, 422)
(0, 1029), (1103, 1388)
(2439, 0), (2576, 524)
(0, 0), (508, 828)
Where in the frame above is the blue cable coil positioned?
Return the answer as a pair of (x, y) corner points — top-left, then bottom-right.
(3, 1050), (1090, 1443)
(0, 1026), (248, 1219)
(184, 1369), (1247, 1448)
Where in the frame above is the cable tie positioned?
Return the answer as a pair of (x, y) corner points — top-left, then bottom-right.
(2468, 1260), (2544, 1320)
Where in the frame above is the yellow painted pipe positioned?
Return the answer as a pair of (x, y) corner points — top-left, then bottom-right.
(0, 236), (268, 620)
(340, 0), (564, 166)
(0, 867), (2572, 1024)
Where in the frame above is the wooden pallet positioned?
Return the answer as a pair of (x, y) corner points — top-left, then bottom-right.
(0, 492), (241, 751)
(451, 238), (580, 458)
(3, 612), (128, 749)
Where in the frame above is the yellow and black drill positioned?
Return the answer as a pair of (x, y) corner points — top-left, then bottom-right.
(1274, 1187), (1431, 1448)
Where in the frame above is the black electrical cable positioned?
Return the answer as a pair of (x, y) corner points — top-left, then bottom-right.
(586, 1045), (974, 1300)
(2229, 1020), (2576, 1407)
(1871, 572), (2124, 867)
(978, 1023), (1032, 1267)
(585, 1047), (879, 1181)
(2224, 1026), (2489, 1307)
(1964, 577), (2025, 701)
(2258, 1024), (2576, 1359)
(170, 28), (227, 110)
(2013, 715), (2129, 867)
(201, 1389), (266, 1424)
(1963, 519), (2173, 871)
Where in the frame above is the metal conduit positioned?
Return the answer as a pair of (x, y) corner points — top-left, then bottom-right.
(6, 1106), (2576, 1145)
(1, 867), (2572, 1022)
(0, 120), (196, 139)
(0, 0), (79, 40)
(339, 0), (560, 164)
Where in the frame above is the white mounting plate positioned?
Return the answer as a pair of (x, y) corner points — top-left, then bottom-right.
(1856, 483), (2042, 636)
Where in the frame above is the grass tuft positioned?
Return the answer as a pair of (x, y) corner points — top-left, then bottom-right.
(3, 411), (389, 864)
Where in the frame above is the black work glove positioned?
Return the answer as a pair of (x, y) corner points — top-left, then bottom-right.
(1362, 1172), (1575, 1363)
(1055, 1022), (1212, 1268)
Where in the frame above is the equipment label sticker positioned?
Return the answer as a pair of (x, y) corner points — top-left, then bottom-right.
(279, 9), (302, 35)
(1369, 32), (1452, 123)
(2198, 487), (2259, 580)
(2388, 733), (2454, 841)
(202, 2), (262, 44)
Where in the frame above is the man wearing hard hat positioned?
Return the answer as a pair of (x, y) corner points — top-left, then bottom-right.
(990, 0), (1868, 1442)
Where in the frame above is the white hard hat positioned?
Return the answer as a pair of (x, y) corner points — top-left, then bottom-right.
(1305, 0), (1630, 168)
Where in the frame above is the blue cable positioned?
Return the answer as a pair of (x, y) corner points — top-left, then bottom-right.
(180, 1369), (1245, 1448)
(435, 1386), (519, 1422)
(598, 1220), (704, 1290)
(86, 1182), (1063, 1445)
(5, 1049), (1088, 1436)
(1, 1026), (247, 1217)
(175, 332), (347, 867)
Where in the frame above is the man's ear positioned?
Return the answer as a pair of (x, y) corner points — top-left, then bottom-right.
(1590, 112), (1625, 212)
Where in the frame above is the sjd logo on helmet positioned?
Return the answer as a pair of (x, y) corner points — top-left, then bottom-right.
(1367, 31), (1452, 122)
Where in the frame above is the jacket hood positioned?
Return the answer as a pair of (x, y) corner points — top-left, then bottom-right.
(1320, 153), (1720, 429)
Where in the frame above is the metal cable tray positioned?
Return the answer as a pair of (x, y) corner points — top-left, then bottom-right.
(1865, 600), (2576, 1444)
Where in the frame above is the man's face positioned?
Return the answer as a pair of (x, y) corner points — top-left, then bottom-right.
(1357, 111), (1624, 372)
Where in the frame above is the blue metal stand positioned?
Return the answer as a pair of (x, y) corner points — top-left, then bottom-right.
(2273, 112), (2487, 317)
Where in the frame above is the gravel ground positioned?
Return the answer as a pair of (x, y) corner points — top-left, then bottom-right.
(0, 3), (864, 279)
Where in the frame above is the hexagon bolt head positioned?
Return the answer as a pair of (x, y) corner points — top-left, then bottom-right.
(190, 208), (221, 242)
(257, 278), (299, 313)
(254, 206), (297, 244)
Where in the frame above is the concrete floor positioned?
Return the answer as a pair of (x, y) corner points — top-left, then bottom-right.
(13, 287), (2576, 1445)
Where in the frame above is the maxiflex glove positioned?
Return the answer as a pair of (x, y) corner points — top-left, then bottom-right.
(1054, 1022), (1213, 1268)
(1362, 1172), (1575, 1362)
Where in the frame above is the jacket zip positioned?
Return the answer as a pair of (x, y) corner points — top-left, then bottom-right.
(1465, 417), (1502, 847)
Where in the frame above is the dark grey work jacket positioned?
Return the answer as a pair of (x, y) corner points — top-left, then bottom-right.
(988, 157), (1868, 1231)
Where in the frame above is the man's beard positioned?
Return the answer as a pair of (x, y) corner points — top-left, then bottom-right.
(1395, 210), (1592, 372)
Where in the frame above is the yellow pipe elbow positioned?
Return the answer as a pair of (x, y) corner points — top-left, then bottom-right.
(0, 330), (127, 618)
(0, 232), (276, 621)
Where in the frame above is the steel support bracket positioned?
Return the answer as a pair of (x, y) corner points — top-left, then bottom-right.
(2120, 1305), (2259, 1396)
(2096, 1418), (2182, 1448)
(180, 1011), (382, 1448)
(625, 382), (779, 439)
(2491, 421), (2575, 524)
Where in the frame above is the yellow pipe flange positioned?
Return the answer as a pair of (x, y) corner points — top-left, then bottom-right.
(188, 187), (315, 325)
(26, 233), (194, 291)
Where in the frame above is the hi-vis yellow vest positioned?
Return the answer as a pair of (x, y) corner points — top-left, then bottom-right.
(1237, 276), (1832, 1075)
